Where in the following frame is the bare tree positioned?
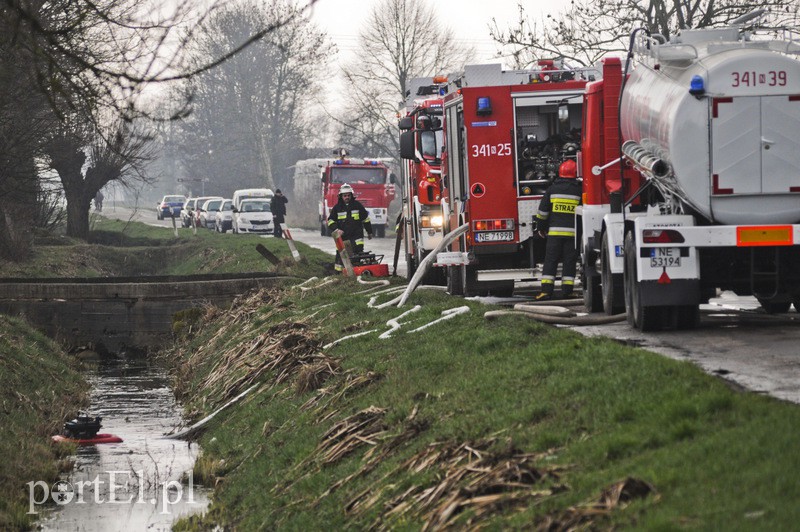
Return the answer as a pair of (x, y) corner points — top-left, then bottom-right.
(336, 0), (475, 160)
(490, 0), (800, 69)
(44, 119), (155, 239)
(172, 0), (329, 194)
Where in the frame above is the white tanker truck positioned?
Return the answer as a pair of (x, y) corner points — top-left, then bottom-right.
(581, 15), (800, 330)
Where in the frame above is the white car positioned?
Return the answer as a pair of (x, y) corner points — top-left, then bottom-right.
(215, 199), (233, 233)
(199, 198), (224, 230)
(233, 198), (273, 234)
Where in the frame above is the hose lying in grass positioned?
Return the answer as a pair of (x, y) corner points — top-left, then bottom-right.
(379, 305), (422, 339)
(397, 223), (469, 307)
(484, 309), (627, 325)
(407, 305), (470, 333)
(165, 383), (260, 440)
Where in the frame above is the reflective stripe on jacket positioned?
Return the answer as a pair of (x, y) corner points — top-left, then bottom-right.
(535, 178), (582, 237)
(327, 199), (372, 241)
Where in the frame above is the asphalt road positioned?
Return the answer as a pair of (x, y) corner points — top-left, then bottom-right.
(103, 205), (800, 405)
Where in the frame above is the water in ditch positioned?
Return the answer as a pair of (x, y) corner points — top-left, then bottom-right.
(41, 354), (209, 531)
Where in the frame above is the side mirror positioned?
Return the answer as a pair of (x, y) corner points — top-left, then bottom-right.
(398, 116), (413, 131)
(389, 173), (397, 184)
(558, 103), (569, 123)
(400, 131), (417, 161)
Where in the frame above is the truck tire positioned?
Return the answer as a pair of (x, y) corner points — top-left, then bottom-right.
(462, 265), (482, 297)
(320, 222), (328, 237)
(375, 224), (386, 238)
(624, 231), (663, 331)
(447, 265), (463, 296)
(582, 244), (603, 312)
(406, 253), (417, 281)
(601, 233), (625, 315)
(757, 298), (791, 314)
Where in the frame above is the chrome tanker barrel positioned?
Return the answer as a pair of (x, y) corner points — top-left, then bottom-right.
(620, 27), (800, 225)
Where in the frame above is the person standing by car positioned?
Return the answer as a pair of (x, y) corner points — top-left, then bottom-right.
(533, 159), (582, 301)
(327, 184), (373, 272)
(270, 189), (288, 238)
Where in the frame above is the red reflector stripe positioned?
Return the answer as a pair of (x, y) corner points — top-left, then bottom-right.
(789, 95), (800, 101)
(712, 174), (733, 195)
(736, 226), (793, 247)
(712, 97), (733, 118)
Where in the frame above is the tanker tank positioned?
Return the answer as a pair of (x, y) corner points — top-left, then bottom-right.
(620, 27), (800, 225)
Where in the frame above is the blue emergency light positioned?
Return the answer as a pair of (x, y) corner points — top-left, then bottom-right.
(689, 75), (705, 97)
(476, 96), (492, 115)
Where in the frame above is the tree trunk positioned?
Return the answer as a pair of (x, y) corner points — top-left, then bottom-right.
(65, 194), (91, 239)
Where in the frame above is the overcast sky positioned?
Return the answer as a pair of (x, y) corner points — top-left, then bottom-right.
(308, 0), (573, 66)
(307, 0), (571, 112)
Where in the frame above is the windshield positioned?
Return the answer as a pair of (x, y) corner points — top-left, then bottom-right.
(204, 199), (223, 211)
(221, 200), (232, 211)
(330, 167), (386, 185)
(240, 200), (271, 213)
(420, 130), (443, 160)
(164, 196), (185, 203)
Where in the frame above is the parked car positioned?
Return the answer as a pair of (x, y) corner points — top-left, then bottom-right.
(181, 198), (198, 227)
(157, 195), (186, 220)
(187, 196), (222, 227)
(232, 198), (273, 234)
(215, 199), (234, 233)
(199, 198), (224, 229)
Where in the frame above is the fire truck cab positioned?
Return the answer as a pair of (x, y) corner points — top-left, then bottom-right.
(440, 62), (600, 296)
(319, 149), (396, 238)
(398, 76), (448, 283)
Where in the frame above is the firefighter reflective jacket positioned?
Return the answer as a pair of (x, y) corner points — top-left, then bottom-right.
(327, 198), (373, 241)
(535, 178), (582, 237)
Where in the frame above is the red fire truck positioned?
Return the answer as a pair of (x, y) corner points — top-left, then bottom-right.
(398, 76), (448, 283)
(319, 149), (396, 238)
(439, 61), (599, 296)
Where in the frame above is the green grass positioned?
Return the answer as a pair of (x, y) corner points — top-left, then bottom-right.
(4, 219), (799, 530)
(169, 280), (800, 531)
(0, 316), (87, 530)
(0, 216), (333, 279)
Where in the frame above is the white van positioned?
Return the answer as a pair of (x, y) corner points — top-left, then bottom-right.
(232, 198), (273, 234)
(232, 188), (273, 212)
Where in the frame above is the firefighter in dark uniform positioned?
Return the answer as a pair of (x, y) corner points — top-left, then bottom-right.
(534, 159), (582, 300)
(327, 184), (373, 272)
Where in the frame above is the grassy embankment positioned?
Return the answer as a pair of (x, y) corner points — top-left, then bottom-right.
(0, 216), (332, 529)
(0, 316), (86, 530)
(0, 216), (333, 279)
(168, 278), (800, 530)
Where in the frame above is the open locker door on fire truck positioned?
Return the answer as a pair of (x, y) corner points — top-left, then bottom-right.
(711, 95), (800, 197)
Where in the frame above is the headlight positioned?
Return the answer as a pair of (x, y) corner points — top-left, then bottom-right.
(420, 214), (444, 228)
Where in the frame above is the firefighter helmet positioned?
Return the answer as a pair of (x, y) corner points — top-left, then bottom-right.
(416, 114), (431, 130)
(339, 184), (354, 196)
(558, 159), (578, 178)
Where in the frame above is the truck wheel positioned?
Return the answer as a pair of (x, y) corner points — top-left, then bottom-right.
(601, 233), (625, 315)
(794, 297), (800, 313)
(406, 253), (417, 281)
(583, 268), (602, 312)
(757, 298), (791, 314)
(320, 222), (329, 237)
(447, 265), (463, 296)
(375, 225), (386, 238)
(624, 231), (663, 331)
